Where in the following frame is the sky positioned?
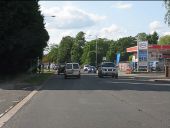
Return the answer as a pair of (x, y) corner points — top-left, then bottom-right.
(39, 1), (170, 46)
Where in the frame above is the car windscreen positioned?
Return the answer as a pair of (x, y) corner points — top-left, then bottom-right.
(73, 64), (79, 69)
(66, 64), (72, 69)
(101, 63), (115, 67)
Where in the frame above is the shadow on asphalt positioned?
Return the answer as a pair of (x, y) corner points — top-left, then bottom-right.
(39, 75), (170, 92)
(1, 74), (169, 92)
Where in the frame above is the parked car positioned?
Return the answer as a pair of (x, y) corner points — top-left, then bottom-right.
(52, 64), (59, 70)
(64, 63), (80, 79)
(149, 61), (162, 71)
(87, 66), (96, 73)
(58, 64), (65, 75)
(83, 64), (90, 71)
(98, 62), (118, 78)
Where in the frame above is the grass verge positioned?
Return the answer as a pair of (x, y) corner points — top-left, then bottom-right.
(23, 72), (53, 85)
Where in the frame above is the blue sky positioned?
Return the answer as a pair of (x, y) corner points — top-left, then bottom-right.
(39, 1), (170, 46)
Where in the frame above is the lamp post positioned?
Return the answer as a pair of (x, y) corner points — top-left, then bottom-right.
(95, 37), (98, 67)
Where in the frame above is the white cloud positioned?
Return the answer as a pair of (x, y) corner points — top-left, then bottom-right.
(99, 24), (127, 40)
(149, 21), (162, 34)
(47, 30), (74, 45)
(40, 5), (106, 29)
(163, 32), (170, 36)
(112, 2), (133, 9)
(84, 24), (128, 40)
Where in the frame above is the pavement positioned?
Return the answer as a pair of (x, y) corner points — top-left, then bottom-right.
(0, 74), (39, 119)
(119, 70), (170, 83)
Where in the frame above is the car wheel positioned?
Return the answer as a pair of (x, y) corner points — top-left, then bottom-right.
(98, 73), (103, 78)
(115, 74), (118, 79)
(64, 75), (67, 79)
(77, 74), (80, 79)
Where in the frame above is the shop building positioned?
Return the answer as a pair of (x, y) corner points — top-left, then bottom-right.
(126, 44), (170, 71)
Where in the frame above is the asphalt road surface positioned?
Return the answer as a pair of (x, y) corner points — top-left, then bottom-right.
(2, 73), (170, 128)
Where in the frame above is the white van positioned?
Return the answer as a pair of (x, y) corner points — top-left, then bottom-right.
(64, 63), (80, 79)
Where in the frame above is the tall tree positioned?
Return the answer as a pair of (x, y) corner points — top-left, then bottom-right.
(106, 40), (117, 62)
(164, 0), (170, 26)
(158, 35), (170, 44)
(0, 1), (49, 74)
(58, 36), (74, 63)
(147, 31), (159, 44)
(115, 36), (137, 61)
(81, 43), (90, 64)
(135, 33), (148, 41)
(71, 31), (85, 64)
(47, 44), (59, 63)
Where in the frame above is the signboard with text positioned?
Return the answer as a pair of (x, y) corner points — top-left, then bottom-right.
(137, 41), (148, 71)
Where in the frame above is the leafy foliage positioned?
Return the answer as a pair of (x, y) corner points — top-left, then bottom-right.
(58, 36), (74, 63)
(136, 32), (159, 44)
(71, 32), (85, 64)
(0, 1), (49, 74)
(158, 35), (170, 44)
(147, 32), (159, 44)
(135, 33), (148, 41)
(115, 36), (137, 61)
(47, 44), (59, 63)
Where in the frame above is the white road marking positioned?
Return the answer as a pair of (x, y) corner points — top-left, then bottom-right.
(0, 89), (39, 127)
(111, 81), (170, 86)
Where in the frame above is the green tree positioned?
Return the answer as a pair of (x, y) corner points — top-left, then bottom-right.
(164, 0), (170, 26)
(147, 31), (159, 44)
(115, 36), (137, 61)
(136, 33), (148, 41)
(0, 1), (49, 74)
(71, 32), (85, 64)
(106, 40), (117, 62)
(158, 35), (170, 44)
(81, 41), (95, 65)
(81, 43), (90, 64)
(58, 36), (74, 63)
(81, 38), (110, 66)
(47, 44), (59, 63)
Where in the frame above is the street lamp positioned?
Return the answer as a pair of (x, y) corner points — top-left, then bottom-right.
(95, 36), (98, 67)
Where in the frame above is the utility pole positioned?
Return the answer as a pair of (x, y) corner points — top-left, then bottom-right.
(96, 38), (98, 67)
(86, 34), (98, 67)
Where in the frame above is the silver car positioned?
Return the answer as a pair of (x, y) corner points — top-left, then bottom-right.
(98, 62), (118, 78)
(64, 63), (80, 79)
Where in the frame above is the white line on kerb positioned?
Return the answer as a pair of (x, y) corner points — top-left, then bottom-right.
(0, 90), (38, 127)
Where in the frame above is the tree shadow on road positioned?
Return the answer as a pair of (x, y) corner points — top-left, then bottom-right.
(40, 75), (170, 92)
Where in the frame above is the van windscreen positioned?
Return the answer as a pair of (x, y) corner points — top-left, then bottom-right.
(66, 64), (72, 69)
(73, 64), (79, 69)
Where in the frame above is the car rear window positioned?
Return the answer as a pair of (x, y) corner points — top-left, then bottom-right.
(66, 64), (72, 69)
(73, 64), (79, 69)
(102, 62), (115, 67)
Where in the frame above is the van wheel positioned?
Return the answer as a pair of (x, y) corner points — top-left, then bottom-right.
(64, 75), (67, 79)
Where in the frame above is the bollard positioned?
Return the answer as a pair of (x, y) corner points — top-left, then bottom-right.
(165, 65), (168, 77)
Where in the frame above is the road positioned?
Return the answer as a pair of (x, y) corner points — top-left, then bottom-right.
(2, 73), (170, 128)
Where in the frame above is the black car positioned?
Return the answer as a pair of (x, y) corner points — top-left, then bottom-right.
(88, 66), (96, 73)
(58, 64), (65, 75)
